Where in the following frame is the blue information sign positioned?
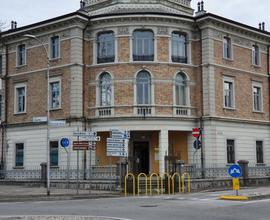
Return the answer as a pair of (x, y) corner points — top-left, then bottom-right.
(228, 164), (242, 178)
(193, 139), (202, 150)
(60, 137), (70, 148)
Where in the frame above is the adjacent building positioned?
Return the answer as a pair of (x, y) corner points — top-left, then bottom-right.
(0, 0), (270, 176)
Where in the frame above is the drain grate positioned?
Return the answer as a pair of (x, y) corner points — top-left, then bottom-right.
(140, 205), (158, 208)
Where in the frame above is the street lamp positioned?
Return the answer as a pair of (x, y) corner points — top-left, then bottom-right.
(24, 34), (51, 196)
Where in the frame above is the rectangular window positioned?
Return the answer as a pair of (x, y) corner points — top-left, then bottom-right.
(171, 32), (187, 63)
(97, 32), (115, 63)
(17, 44), (26, 66)
(15, 143), (24, 167)
(0, 54), (2, 75)
(50, 141), (59, 166)
(15, 85), (26, 113)
(256, 141), (264, 164)
(223, 37), (231, 59)
(227, 139), (235, 164)
(252, 45), (259, 66)
(133, 30), (154, 61)
(49, 80), (60, 109)
(223, 78), (234, 108)
(0, 95), (2, 119)
(50, 36), (60, 59)
(253, 84), (262, 112)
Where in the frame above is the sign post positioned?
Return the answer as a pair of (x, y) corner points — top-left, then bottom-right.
(106, 129), (130, 191)
(228, 164), (242, 196)
(59, 137), (70, 189)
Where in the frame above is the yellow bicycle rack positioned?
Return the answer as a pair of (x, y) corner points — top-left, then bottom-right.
(137, 173), (148, 196)
(171, 172), (181, 194)
(124, 173), (136, 197)
(181, 172), (191, 193)
(149, 173), (160, 195)
(160, 172), (171, 195)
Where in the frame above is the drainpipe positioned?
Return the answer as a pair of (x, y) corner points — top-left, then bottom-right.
(267, 45), (270, 122)
(82, 16), (91, 180)
(195, 20), (205, 178)
(1, 42), (9, 172)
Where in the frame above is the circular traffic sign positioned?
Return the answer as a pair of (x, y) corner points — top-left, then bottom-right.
(228, 164), (242, 178)
(193, 139), (202, 150)
(192, 128), (200, 138)
(60, 137), (70, 148)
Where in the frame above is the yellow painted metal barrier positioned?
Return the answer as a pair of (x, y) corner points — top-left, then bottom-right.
(171, 172), (181, 194)
(181, 172), (191, 193)
(149, 173), (160, 195)
(160, 172), (171, 195)
(137, 173), (148, 196)
(124, 173), (136, 197)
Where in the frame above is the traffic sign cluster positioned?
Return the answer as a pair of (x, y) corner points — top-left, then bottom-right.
(107, 129), (130, 157)
(192, 127), (202, 150)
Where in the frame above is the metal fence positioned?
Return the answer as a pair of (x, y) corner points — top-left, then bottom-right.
(0, 165), (117, 181)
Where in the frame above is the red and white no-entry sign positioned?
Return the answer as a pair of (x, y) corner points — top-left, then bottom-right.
(192, 128), (200, 138)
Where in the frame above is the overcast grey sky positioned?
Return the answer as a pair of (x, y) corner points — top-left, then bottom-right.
(0, 0), (269, 31)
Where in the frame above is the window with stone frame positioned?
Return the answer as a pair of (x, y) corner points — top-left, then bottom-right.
(256, 141), (264, 164)
(97, 31), (115, 63)
(223, 77), (234, 108)
(252, 83), (262, 112)
(136, 70), (151, 104)
(15, 143), (24, 167)
(50, 36), (60, 59)
(252, 45), (260, 66)
(133, 30), (154, 61)
(175, 72), (188, 106)
(99, 72), (112, 106)
(17, 44), (26, 66)
(0, 54), (2, 75)
(50, 141), (59, 167)
(227, 139), (235, 164)
(15, 84), (26, 113)
(223, 36), (232, 59)
(171, 32), (188, 63)
(49, 80), (61, 109)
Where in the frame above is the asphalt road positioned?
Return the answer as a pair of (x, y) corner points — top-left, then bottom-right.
(0, 193), (270, 220)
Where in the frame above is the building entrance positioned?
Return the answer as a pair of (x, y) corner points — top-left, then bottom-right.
(133, 142), (149, 174)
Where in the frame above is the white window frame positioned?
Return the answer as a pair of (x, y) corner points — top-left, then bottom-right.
(14, 83), (27, 114)
(223, 76), (235, 109)
(49, 77), (61, 110)
(173, 72), (190, 106)
(252, 81), (263, 112)
(14, 142), (25, 168)
(49, 35), (60, 60)
(16, 44), (27, 67)
(252, 45), (260, 66)
(223, 36), (233, 60)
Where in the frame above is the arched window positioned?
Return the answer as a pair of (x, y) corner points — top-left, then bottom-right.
(136, 71), (151, 104)
(133, 30), (154, 61)
(171, 32), (187, 63)
(99, 72), (112, 106)
(97, 31), (115, 63)
(175, 72), (188, 106)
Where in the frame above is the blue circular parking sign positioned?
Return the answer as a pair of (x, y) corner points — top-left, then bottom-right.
(228, 164), (242, 178)
(60, 137), (70, 148)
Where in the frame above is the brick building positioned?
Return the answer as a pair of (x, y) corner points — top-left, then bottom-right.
(0, 0), (269, 175)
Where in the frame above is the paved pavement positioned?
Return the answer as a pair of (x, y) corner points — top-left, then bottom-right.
(0, 184), (270, 202)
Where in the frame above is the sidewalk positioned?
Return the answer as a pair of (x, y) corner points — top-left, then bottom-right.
(0, 185), (120, 202)
(0, 185), (270, 202)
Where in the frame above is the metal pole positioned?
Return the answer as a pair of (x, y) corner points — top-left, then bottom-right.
(200, 118), (205, 179)
(46, 49), (50, 196)
(89, 144), (92, 194)
(66, 148), (70, 190)
(119, 158), (122, 191)
(76, 126), (79, 195)
(110, 156), (112, 192)
(23, 34), (50, 196)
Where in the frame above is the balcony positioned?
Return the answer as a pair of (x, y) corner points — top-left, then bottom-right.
(96, 106), (113, 117)
(135, 105), (153, 116)
(173, 106), (192, 117)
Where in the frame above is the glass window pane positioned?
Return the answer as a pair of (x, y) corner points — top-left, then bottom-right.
(137, 71), (151, 104)
(97, 32), (115, 63)
(99, 73), (112, 106)
(15, 143), (24, 167)
(50, 81), (60, 109)
(133, 30), (154, 61)
(50, 141), (58, 166)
